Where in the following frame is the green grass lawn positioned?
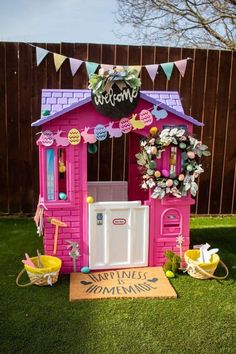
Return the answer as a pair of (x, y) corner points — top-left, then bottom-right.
(0, 217), (236, 354)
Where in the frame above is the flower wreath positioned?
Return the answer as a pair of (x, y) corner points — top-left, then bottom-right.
(136, 127), (211, 199)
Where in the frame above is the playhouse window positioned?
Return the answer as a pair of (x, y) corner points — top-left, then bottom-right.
(45, 147), (70, 203)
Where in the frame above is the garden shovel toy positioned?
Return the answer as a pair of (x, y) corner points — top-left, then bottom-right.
(48, 218), (67, 255)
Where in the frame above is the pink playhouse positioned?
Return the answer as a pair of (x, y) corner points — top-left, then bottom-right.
(32, 89), (204, 274)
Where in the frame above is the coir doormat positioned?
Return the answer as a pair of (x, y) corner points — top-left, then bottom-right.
(70, 267), (177, 301)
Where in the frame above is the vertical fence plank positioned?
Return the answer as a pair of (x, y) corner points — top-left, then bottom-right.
(189, 49), (207, 213)
(197, 49), (220, 214)
(154, 47), (169, 90)
(210, 50), (232, 214)
(222, 51), (236, 214)
(141, 45), (155, 90)
(179, 48), (195, 115)
(5, 42), (20, 213)
(73, 43), (88, 89)
(46, 43), (61, 89)
(60, 42), (74, 89)
(167, 47), (182, 92)
(18, 43), (33, 213)
(0, 43), (9, 213)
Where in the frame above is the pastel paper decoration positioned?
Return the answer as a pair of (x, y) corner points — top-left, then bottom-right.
(41, 130), (54, 146)
(145, 64), (159, 82)
(100, 64), (113, 72)
(94, 124), (107, 141)
(68, 128), (81, 145)
(106, 122), (122, 138)
(128, 65), (142, 76)
(69, 58), (83, 76)
(36, 47), (49, 66)
(174, 59), (188, 77)
(160, 62), (174, 80)
(54, 130), (70, 146)
(129, 114), (145, 130)
(85, 61), (99, 77)
(81, 127), (97, 144)
(119, 118), (133, 134)
(151, 105), (168, 120)
(139, 110), (153, 126)
(53, 53), (67, 72)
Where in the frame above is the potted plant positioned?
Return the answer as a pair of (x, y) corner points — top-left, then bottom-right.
(88, 66), (141, 119)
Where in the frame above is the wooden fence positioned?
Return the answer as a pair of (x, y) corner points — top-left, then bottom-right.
(0, 42), (235, 215)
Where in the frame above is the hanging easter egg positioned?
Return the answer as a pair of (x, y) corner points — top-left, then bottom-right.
(187, 164), (193, 172)
(154, 170), (161, 178)
(166, 179), (173, 187)
(151, 146), (157, 155)
(41, 130), (54, 146)
(94, 124), (107, 141)
(178, 174), (185, 181)
(162, 169), (169, 178)
(88, 143), (98, 154)
(59, 192), (67, 200)
(179, 142), (187, 149)
(119, 118), (132, 134)
(187, 151), (195, 159)
(173, 179), (179, 186)
(139, 110), (153, 126)
(149, 160), (156, 169)
(149, 127), (158, 136)
(68, 128), (81, 145)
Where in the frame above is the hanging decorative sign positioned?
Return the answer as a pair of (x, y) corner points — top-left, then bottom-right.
(119, 118), (133, 134)
(91, 86), (140, 119)
(129, 114), (145, 130)
(94, 124), (108, 141)
(68, 128), (81, 145)
(152, 105), (168, 120)
(139, 110), (153, 126)
(41, 130), (54, 146)
(81, 128), (97, 144)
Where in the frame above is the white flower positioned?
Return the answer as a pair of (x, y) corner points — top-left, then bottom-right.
(141, 182), (148, 189)
(147, 178), (156, 188)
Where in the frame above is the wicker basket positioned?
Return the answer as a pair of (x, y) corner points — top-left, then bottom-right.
(184, 250), (228, 280)
(16, 255), (62, 287)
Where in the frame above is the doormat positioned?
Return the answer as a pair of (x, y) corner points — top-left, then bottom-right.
(70, 267), (177, 301)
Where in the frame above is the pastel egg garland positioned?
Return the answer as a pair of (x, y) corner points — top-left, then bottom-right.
(136, 127), (211, 199)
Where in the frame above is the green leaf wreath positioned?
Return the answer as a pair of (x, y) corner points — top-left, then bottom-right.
(88, 66), (141, 96)
(136, 127), (211, 199)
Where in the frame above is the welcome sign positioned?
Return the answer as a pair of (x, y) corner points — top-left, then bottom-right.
(70, 267), (177, 301)
(91, 86), (140, 119)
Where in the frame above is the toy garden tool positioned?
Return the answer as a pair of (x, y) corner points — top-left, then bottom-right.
(48, 218), (67, 255)
(66, 240), (80, 272)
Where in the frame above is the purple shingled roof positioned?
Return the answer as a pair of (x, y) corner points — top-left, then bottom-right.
(31, 89), (203, 127)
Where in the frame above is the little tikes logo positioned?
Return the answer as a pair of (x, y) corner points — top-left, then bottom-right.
(112, 218), (126, 226)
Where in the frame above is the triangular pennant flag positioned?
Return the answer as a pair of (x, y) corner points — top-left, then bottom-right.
(69, 58), (83, 76)
(128, 65), (142, 76)
(36, 47), (49, 66)
(145, 64), (159, 82)
(174, 59), (188, 77)
(160, 62), (174, 80)
(100, 64), (113, 72)
(85, 61), (99, 77)
(53, 53), (67, 72)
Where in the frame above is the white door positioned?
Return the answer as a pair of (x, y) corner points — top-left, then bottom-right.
(89, 201), (149, 270)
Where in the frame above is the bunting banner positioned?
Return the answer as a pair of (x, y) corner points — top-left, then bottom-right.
(69, 58), (83, 76)
(174, 59), (188, 77)
(36, 47), (49, 66)
(85, 61), (99, 77)
(145, 64), (159, 83)
(160, 62), (174, 80)
(54, 53), (67, 72)
(29, 44), (192, 80)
